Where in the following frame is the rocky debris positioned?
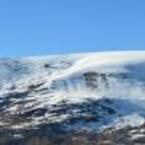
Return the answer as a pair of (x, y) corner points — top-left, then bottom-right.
(1, 124), (145, 145)
(28, 82), (44, 90)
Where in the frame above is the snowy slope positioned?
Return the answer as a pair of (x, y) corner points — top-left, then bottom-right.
(0, 51), (145, 132)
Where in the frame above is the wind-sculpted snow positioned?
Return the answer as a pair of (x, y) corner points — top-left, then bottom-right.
(0, 51), (145, 133)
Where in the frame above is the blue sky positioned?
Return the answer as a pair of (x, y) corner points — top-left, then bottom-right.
(0, 0), (145, 57)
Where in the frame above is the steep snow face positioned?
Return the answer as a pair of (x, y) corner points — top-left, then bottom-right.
(0, 51), (145, 131)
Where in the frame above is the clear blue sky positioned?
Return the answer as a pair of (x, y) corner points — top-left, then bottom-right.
(0, 0), (145, 57)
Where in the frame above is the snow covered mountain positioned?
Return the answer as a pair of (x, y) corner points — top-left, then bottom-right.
(0, 51), (145, 136)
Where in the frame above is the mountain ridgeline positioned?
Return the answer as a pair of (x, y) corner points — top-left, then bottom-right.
(1, 51), (145, 145)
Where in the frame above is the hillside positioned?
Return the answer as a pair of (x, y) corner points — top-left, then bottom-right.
(0, 51), (145, 145)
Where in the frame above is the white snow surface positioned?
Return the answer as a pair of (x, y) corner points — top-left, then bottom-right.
(0, 51), (145, 130)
